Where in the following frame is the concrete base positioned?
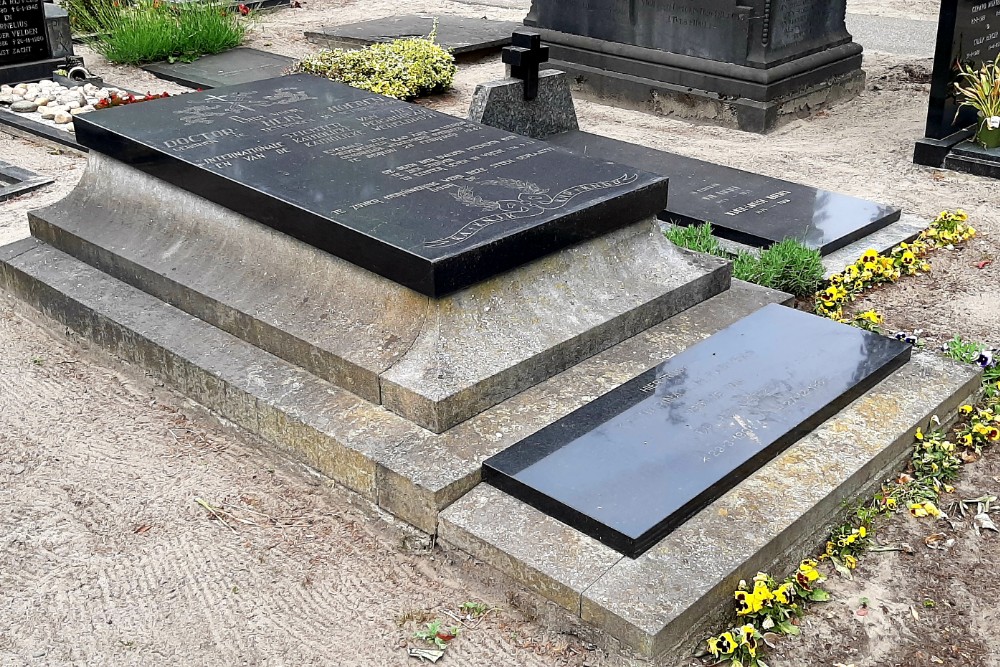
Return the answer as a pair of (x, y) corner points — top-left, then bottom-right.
(0, 236), (783, 536)
(0, 58), (67, 86)
(535, 29), (866, 133)
(440, 349), (979, 658)
(1, 233), (979, 661)
(27, 154), (730, 434)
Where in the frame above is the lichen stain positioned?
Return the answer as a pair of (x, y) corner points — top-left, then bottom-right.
(857, 395), (903, 423)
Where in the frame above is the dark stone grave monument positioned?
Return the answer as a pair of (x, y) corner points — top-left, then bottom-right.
(523, 0), (866, 132)
(73, 74), (667, 297)
(0, 158), (52, 201)
(0, 0), (61, 84)
(142, 47), (295, 90)
(546, 130), (901, 255)
(305, 14), (521, 58)
(0, 45), (975, 658)
(484, 303), (912, 557)
(914, 0), (1000, 176)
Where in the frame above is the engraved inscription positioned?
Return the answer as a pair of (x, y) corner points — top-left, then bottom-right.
(0, 0), (47, 64)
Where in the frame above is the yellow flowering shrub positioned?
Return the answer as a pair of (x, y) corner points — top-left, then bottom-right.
(706, 563), (829, 666)
(292, 31), (456, 100)
(815, 210), (976, 322)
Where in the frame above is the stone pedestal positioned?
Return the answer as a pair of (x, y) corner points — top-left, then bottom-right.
(468, 69), (579, 139)
(524, 0), (865, 133)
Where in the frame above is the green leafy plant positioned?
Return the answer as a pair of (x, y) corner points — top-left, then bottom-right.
(292, 28), (456, 100)
(733, 239), (824, 298)
(664, 224), (823, 298)
(460, 601), (489, 617)
(64, 0), (249, 65)
(413, 619), (459, 650)
(664, 222), (725, 256)
(954, 53), (1000, 147)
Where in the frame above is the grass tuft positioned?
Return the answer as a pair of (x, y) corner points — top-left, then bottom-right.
(66, 0), (249, 65)
(665, 223), (824, 299)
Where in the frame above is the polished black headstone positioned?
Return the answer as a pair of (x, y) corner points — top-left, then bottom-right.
(304, 15), (521, 56)
(142, 47), (295, 90)
(925, 0), (1000, 141)
(485, 305), (912, 558)
(73, 75), (667, 297)
(546, 130), (900, 255)
(0, 0), (49, 66)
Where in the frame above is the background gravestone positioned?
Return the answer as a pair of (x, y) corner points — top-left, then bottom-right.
(0, 0), (47, 66)
(523, 0), (865, 133)
(0, 0), (72, 85)
(914, 0), (1000, 167)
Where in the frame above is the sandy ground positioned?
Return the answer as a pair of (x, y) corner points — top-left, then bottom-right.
(2, 1), (1000, 665)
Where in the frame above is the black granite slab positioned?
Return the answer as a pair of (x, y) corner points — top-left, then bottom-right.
(142, 48), (295, 90)
(484, 304), (912, 558)
(944, 140), (1000, 179)
(73, 75), (668, 297)
(924, 0), (1000, 141)
(0, 0), (49, 67)
(0, 158), (52, 200)
(304, 14), (520, 56)
(546, 130), (900, 255)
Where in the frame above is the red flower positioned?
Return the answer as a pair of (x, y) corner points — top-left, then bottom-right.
(238, 3), (250, 14)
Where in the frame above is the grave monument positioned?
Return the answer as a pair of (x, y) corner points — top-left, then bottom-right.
(914, 0), (1000, 178)
(522, 0), (866, 132)
(470, 36), (910, 258)
(0, 75), (979, 659)
(0, 0), (73, 85)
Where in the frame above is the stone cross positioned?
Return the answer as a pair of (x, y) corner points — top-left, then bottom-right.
(502, 31), (549, 102)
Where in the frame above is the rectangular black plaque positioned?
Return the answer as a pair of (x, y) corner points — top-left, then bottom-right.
(141, 47), (295, 90)
(925, 0), (1000, 140)
(73, 75), (668, 297)
(484, 304), (912, 558)
(546, 131), (900, 255)
(0, 0), (49, 66)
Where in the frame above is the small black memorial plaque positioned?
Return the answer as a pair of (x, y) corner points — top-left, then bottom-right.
(0, 0), (48, 66)
(73, 75), (667, 297)
(925, 0), (1000, 140)
(547, 131), (900, 255)
(484, 304), (912, 558)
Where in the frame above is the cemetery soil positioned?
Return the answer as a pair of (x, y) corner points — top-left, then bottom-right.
(1, 2), (999, 666)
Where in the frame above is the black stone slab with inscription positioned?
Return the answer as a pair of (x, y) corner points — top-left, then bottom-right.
(142, 47), (295, 90)
(0, 0), (49, 66)
(305, 14), (521, 56)
(73, 75), (667, 297)
(546, 130), (900, 255)
(925, 0), (1000, 141)
(484, 304), (912, 558)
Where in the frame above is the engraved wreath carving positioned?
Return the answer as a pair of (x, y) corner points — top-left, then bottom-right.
(424, 173), (641, 249)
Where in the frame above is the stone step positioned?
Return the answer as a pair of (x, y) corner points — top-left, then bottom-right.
(28, 153), (727, 435)
(0, 236), (788, 537)
(439, 350), (980, 659)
